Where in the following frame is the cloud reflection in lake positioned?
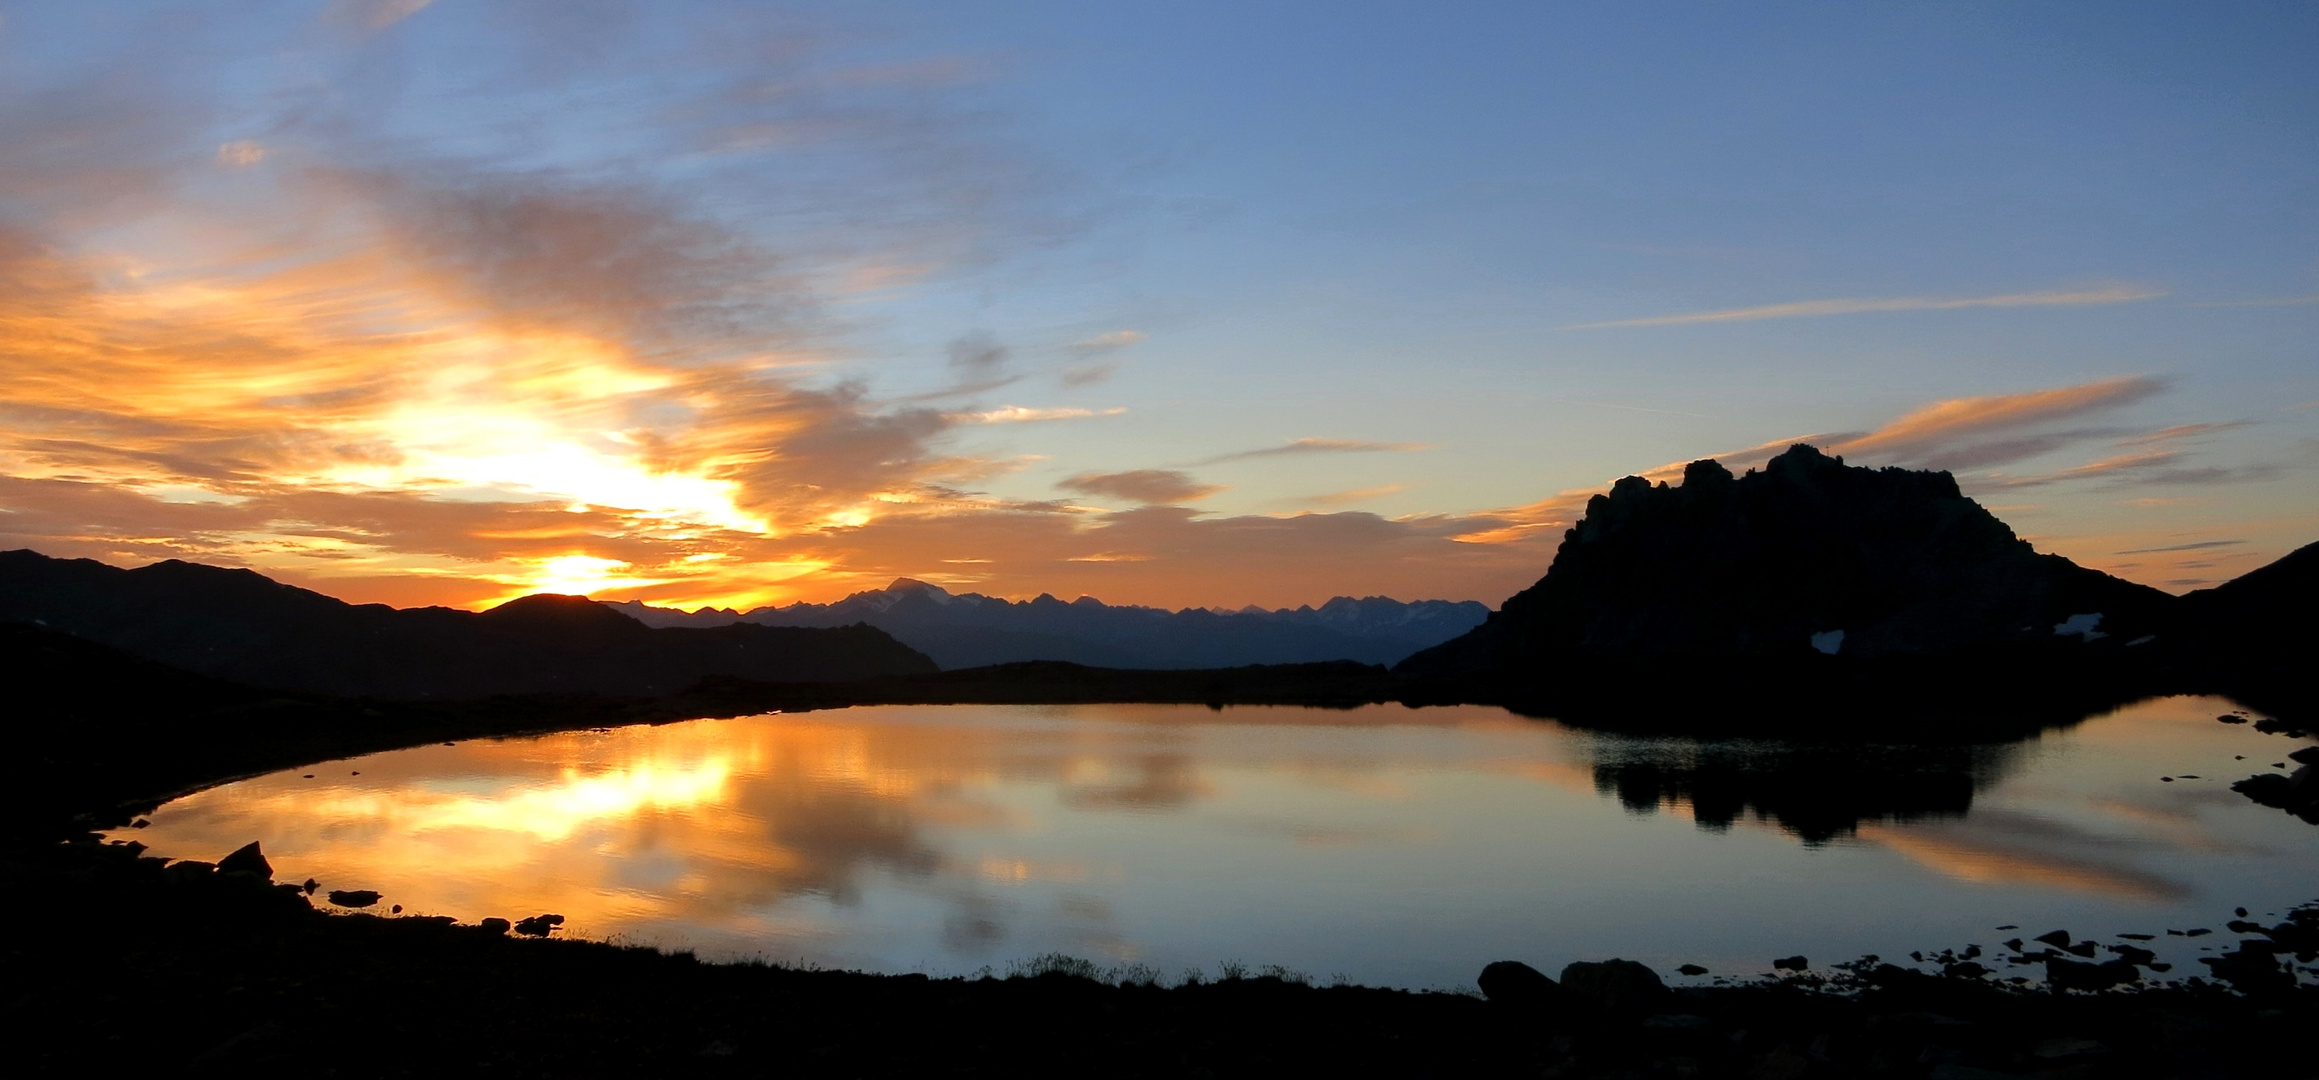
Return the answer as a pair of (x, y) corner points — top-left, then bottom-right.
(122, 696), (2319, 988)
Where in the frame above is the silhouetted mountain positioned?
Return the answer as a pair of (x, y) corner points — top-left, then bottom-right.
(2179, 539), (2319, 714)
(1401, 445), (2176, 691)
(606, 582), (1489, 670)
(0, 550), (936, 700)
(2183, 539), (2319, 646)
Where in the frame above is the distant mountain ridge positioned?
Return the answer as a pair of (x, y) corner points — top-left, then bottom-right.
(605, 582), (1490, 670)
(0, 550), (935, 700)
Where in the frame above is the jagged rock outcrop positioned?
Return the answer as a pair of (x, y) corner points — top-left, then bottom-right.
(1400, 445), (2174, 686)
(0, 550), (937, 699)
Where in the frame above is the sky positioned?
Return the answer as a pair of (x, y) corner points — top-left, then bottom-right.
(0, 1), (2313, 611)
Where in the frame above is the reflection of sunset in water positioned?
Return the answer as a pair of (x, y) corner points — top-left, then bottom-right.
(296, 758), (736, 840)
(120, 698), (2319, 988)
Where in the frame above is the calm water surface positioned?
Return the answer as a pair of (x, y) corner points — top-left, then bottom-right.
(119, 696), (2319, 989)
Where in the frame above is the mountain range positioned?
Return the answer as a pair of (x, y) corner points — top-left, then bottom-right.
(604, 584), (1490, 671)
(2, 443), (2309, 717)
(0, 551), (935, 700)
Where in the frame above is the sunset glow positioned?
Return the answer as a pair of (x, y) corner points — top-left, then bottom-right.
(1, 3), (2311, 611)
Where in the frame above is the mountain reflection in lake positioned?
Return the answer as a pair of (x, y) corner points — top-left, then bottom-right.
(118, 696), (2318, 989)
(1590, 740), (2017, 844)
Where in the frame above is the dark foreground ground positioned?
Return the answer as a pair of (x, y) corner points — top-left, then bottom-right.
(9, 834), (2317, 1078)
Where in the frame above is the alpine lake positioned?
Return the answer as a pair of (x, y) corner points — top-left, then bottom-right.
(114, 696), (2319, 990)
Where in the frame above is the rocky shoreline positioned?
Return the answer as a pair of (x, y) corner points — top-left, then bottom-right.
(9, 830), (2315, 1077)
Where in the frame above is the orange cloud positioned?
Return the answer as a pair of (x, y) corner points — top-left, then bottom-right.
(1300, 484), (1408, 507)
(1828, 376), (2165, 467)
(1057, 470), (1224, 506)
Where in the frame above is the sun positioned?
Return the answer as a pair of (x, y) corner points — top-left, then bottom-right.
(494, 555), (670, 603)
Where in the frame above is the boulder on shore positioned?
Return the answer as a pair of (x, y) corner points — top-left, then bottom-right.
(1558, 958), (1668, 1013)
(1476, 960), (1560, 1007)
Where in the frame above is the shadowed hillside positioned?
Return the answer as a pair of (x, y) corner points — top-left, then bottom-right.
(0, 551), (936, 700)
(2180, 539), (2319, 714)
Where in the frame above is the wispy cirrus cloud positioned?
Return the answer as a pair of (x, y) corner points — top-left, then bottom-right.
(1201, 437), (1432, 465)
(1564, 284), (2165, 330)
(2117, 539), (2247, 555)
(1828, 376), (2165, 469)
(1979, 416), (2271, 489)
(947, 405), (1125, 425)
(1060, 329), (1148, 388)
(1071, 329), (1147, 353)
(1990, 450), (2182, 488)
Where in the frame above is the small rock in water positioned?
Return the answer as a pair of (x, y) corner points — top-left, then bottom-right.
(1677, 964), (1709, 976)
(2218, 713), (2249, 724)
(2236, 907), (2249, 917)
(2178, 774), (2199, 779)
(2184, 928), (2212, 937)
(2119, 933), (2154, 941)
(301, 878), (318, 894)
(215, 842), (272, 880)
(327, 889), (381, 908)
(390, 904), (402, 914)
(2033, 930), (2072, 948)
(1771, 955), (1808, 972)
(1994, 925), (2017, 931)
(130, 819), (149, 829)
(2161, 776), (2175, 782)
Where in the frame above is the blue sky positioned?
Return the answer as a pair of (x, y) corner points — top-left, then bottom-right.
(0, 1), (2312, 607)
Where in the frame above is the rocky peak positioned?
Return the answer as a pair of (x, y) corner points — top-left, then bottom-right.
(1400, 444), (2172, 679)
(882, 578), (954, 605)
